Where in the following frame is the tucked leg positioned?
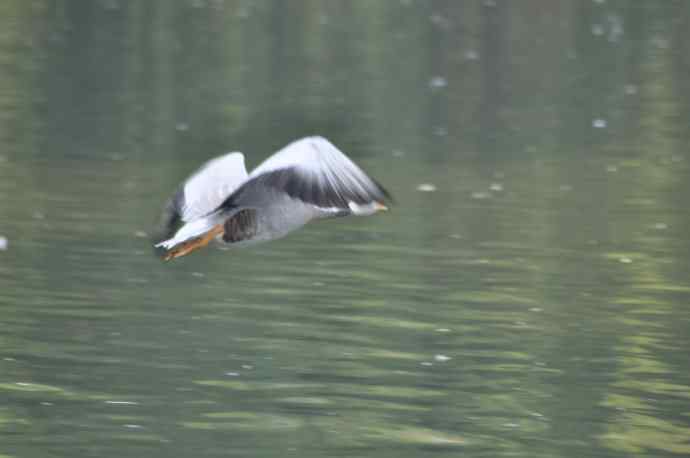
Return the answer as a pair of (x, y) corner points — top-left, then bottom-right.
(163, 224), (224, 261)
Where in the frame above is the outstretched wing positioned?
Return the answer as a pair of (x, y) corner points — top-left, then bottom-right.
(159, 152), (248, 238)
(220, 137), (391, 212)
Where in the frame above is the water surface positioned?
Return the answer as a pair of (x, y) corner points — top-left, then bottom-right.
(1, 1), (690, 457)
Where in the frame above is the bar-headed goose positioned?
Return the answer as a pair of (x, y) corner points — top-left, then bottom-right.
(155, 136), (391, 260)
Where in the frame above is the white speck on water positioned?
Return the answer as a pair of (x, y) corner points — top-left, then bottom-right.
(592, 118), (607, 128)
(652, 36), (669, 49)
(503, 422), (520, 428)
(428, 76), (447, 89)
(433, 126), (447, 137)
(134, 230), (148, 238)
(430, 13), (450, 29)
(420, 361), (433, 367)
(593, 0), (606, 4)
(607, 14), (624, 42)
(241, 365), (253, 370)
(235, 4), (251, 18)
(416, 183), (437, 192)
(102, 0), (120, 11)
(40, 402), (53, 406)
(529, 307), (543, 312)
(489, 183), (504, 192)
(652, 223), (668, 230)
(449, 234), (462, 239)
(32, 211), (45, 220)
(225, 372), (240, 377)
(465, 49), (479, 60)
(391, 149), (405, 158)
(175, 122), (189, 132)
(606, 165), (618, 173)
(105, 400), (139, 405)
(434, 354), (452, 362)
(16, 382), (31, 387)
(3, 357), (16, 361)
(191, 272), (205, 278)
(471, 191), (491, 199)
(619, 257), (633, 264)
(123, 424), (142, 429)
(435, 328), (451, 333)
(559, 184), (573, 192)
(591, 24), (604, 36)
(624, 84), (638, 95)
(0, 236), (7, 251)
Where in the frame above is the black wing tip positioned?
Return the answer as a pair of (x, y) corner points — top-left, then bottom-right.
(372, 177), (395, 206)
(154, 187), (185, 241)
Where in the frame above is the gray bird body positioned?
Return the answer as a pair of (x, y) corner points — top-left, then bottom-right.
(226, 190), (324, 246)
(155, 137), (390, 259)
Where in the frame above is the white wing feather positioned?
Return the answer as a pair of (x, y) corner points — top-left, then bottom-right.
(243, 136), (389, 210)
(180, 152), (248, 221)
(251, 137), (357, 179)
(154, 216), (221, 249)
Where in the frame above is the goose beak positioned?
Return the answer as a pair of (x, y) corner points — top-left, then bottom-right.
(374, 202), (389, 212)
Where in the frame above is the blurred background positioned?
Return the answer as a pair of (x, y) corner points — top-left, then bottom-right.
(1, 1), (690, 457)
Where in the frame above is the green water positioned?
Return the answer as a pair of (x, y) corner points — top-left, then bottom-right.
(1, 1), (690, 457)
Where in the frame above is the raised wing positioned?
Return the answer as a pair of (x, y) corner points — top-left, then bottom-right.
(179, 152), (248, 221)
(159, 152), (248, 238)
(221, 137), (391, 211)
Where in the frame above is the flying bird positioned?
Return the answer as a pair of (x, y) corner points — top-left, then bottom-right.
(155, 136), (391, 260)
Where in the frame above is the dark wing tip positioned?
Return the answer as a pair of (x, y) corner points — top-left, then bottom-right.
(371, 176), (394, 205)
(155, 187), (185, 241)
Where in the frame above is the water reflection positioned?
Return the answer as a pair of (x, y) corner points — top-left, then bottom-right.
(1, 1), (690, 458)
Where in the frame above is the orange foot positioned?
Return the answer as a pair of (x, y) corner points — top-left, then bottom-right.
(163, 224), (225, 261)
